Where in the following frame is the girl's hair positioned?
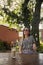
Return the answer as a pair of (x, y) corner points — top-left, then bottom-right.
(23, 27), (30, 40)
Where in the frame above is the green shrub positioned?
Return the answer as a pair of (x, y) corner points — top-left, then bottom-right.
(37, 44), (43, 53)
(0, 41), (11, 51)
(0, 41), (6, 51)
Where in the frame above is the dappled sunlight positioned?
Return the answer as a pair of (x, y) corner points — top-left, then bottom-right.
(40, 40), (43, 44)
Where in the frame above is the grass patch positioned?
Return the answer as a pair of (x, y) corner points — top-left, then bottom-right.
(0, 41), (11, 52)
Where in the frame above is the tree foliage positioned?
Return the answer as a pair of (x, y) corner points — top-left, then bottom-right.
(0, 0), (35, 29)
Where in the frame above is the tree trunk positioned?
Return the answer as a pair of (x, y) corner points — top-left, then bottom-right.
(22, 0), (30, 28)
(32, 0), (42, 47)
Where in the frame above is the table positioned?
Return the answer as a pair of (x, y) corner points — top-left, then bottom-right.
(7, 53), (43, 65)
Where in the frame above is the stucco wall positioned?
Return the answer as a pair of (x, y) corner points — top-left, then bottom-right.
(0, 25), (19, 43)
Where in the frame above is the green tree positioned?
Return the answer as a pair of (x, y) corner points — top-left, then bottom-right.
(1, 0), (32, 30)
(0, 0), (23, 29)
(1, 0), (43, 47)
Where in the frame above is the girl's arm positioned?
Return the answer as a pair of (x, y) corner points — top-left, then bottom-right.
(33, 43), (37, 51)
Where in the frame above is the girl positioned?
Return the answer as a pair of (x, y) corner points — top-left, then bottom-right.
(19, 27), (37, 54)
